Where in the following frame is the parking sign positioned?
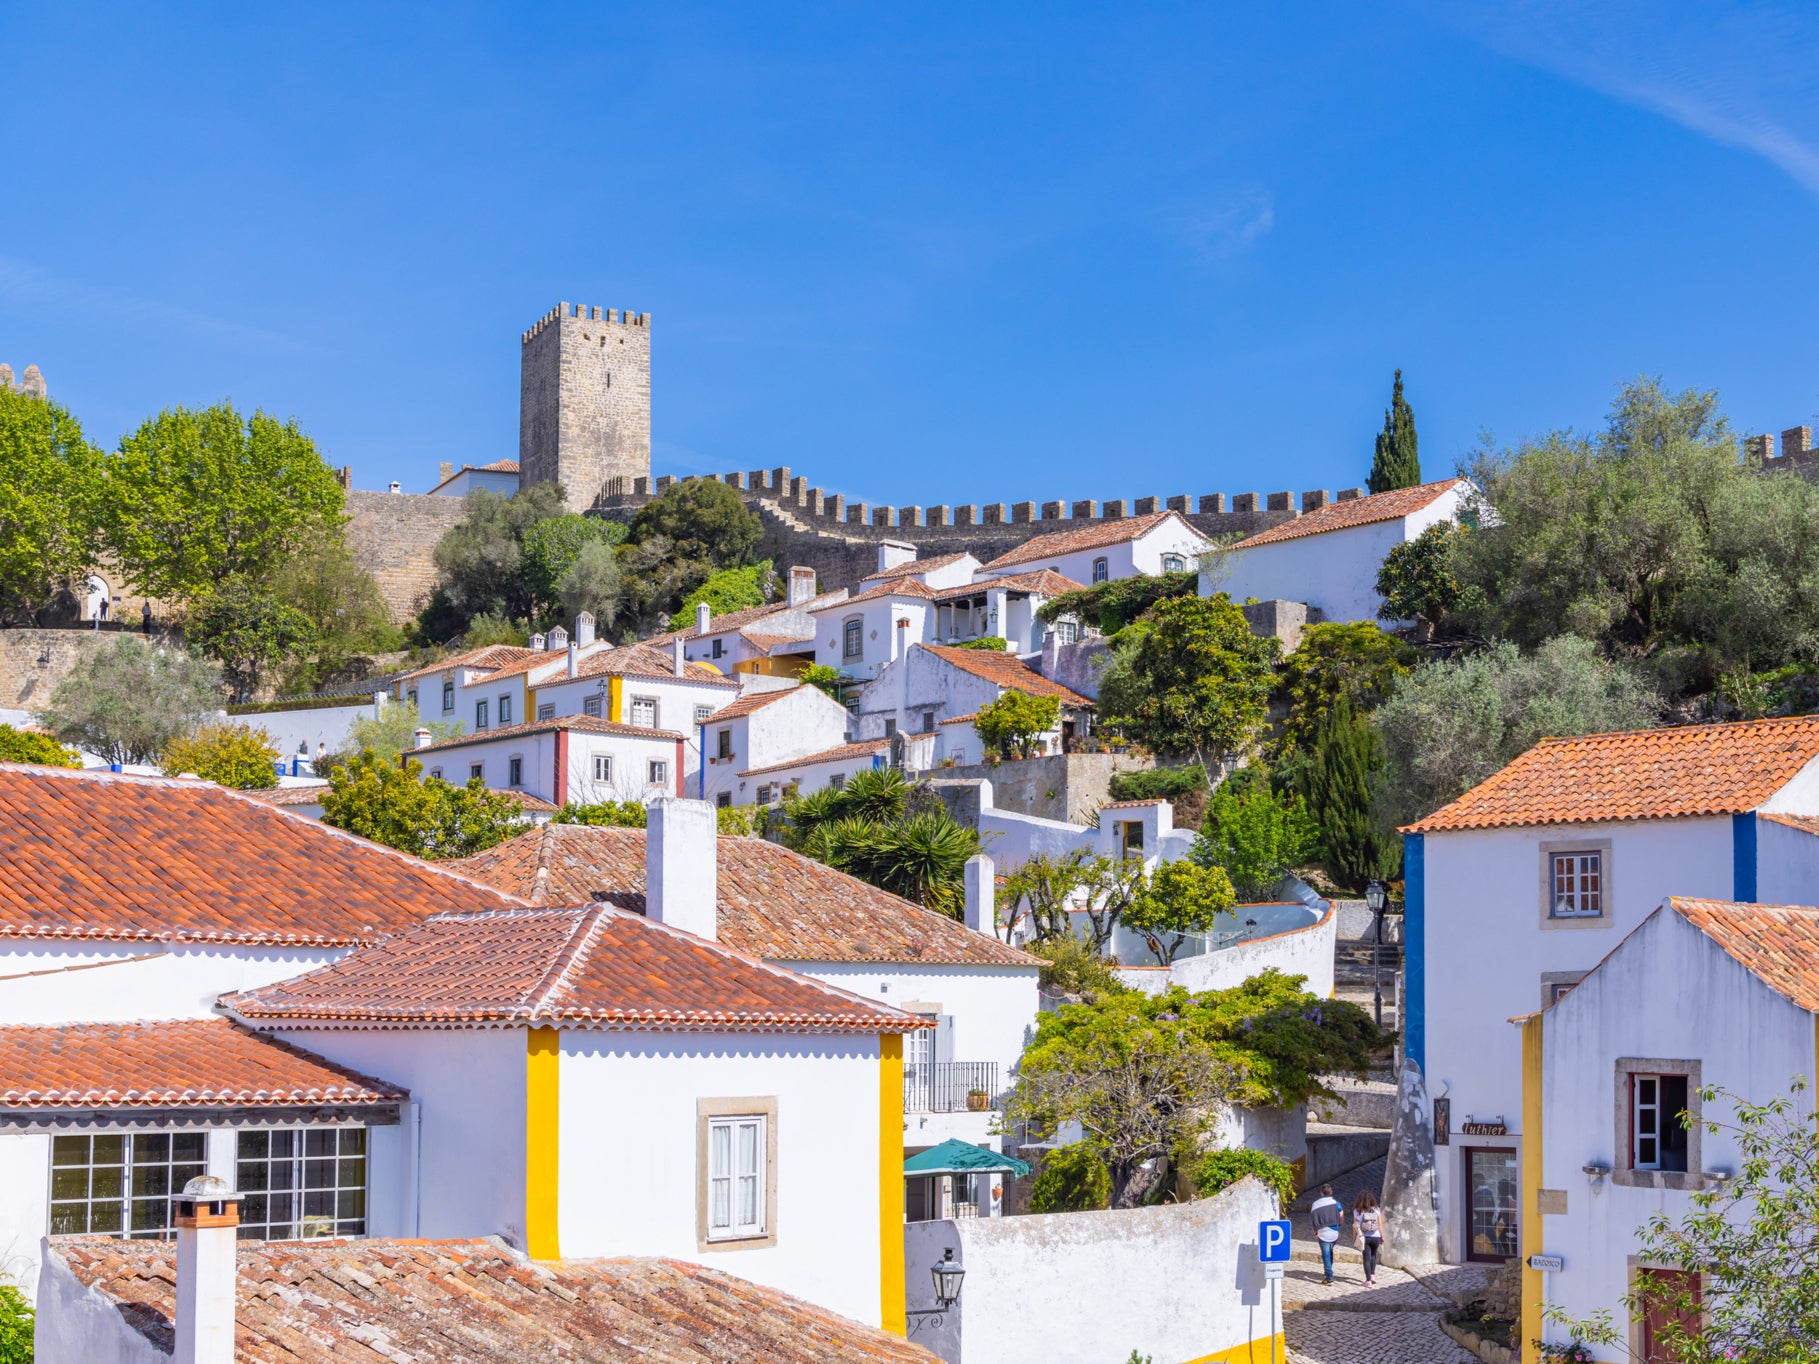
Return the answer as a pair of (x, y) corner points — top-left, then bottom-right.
(1259, 1219), (1292, 1262)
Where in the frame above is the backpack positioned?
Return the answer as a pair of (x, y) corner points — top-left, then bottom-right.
(1311, 1200), (1341, 1231)
(1357, 1208), (1382, 1238)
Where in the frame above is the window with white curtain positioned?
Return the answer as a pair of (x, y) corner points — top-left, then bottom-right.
(706, 1114), (767, 1240)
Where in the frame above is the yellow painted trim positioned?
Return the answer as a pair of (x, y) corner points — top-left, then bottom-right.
(1520, 1015), (1544, 1364)
(608, 674), (624, 725)
(879, 1033), (906, 1335)
(526, 1026), (561, 1260)
(1181, 1333), (1287, 1363)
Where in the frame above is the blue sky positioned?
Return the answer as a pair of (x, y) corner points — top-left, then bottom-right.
(3, 2), (1817, 505)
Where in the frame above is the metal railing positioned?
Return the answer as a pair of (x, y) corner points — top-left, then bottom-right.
(904, 1061), (999, 1114)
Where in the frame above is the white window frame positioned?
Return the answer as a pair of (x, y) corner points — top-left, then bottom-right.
(702, 1109), (772, 1244)
(582, 694), (603, 718)
(649, 759), (669, 786)
(1092, 557), (1109, 583)
(441, 679), (454, 712)
(631, 696), (658, 729)
(1161, 553), (1186, 572)
(234, 1125), (369, 1241)
(48, 1129), (208, 1238)
(694, 704), (713, 723)
(1547, 847), (1606, 919)
(594, 754), (612, 783)
(538, 703), (556, 721)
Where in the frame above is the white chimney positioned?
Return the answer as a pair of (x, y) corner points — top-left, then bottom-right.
(647, 798), (718, 940)
(964, 853), (995, 935)
(388, 481), (402, 494)
(530, 632), (547, 650)
(877, 540), (917, 574)
(173, 1174), (241, 1364)
(892, 616), (909, 662)
(673, 637), (686, 675)
(695, 601), (711, 635)
(547, 625), (568, 653)
(567, 641), (578, 679)
(788, 566), (817, 606)
(575, 612), (596, 648)
(413, 727), (432, 749)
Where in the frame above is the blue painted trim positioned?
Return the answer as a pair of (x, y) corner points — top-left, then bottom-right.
(1733, 812), (1758, 904)
(698, 723), (707, 800)
(1403, 832), (1426, 1076)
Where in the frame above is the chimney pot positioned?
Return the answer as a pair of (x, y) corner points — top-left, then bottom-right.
(567, 642), (578, 679)
(547, 626), (568, 653)
(673, 637), (685, 675)
(647, 799), (718, 939)
(575, 612), (596, 648)
(389, 481), (402, 494)
(696, 601), (711, 635)
(788, 566), (817, 606)
(530, 632), (547, 650)
(964, 854), (995, 935)
(413, 727), (432, 749)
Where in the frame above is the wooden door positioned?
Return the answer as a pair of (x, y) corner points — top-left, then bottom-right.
(1640, 1269), (1701, 1363)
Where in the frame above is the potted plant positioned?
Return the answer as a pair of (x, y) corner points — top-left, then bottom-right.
(966, 1088), (989, 1112)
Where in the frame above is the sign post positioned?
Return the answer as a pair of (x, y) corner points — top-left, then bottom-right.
(1259, 1220), (1291, 1364)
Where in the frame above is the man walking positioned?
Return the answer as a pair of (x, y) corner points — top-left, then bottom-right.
(1309, 1183), (1343, 1284)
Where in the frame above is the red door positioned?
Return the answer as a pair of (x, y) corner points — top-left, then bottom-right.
(1640, 1269), (1701, 1363)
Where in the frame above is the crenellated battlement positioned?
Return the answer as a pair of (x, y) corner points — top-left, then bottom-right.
(521, 302), (652, 345)
(1751, 427), (1819, 480)
(0, 363), (47, 399)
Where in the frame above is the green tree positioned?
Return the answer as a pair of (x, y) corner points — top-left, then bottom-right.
(0, 384), (102, 624)
(420, 483), (569, 637)
(1373, 635), (1661, 826)
(974, 689), (1061, 758)
(101, 402), (345, 603)
(1096, 594), (1279, 769)
(160, 721), (281, 788)
(781, 773), (980, 912)
(1367, 368), (1420, 493)
(1546, 1078), (1819, 1363)
(629, 479), (763, 569)
(1035, 569), (1201, 635)
(998, 849), (1091, 943)
(801, 663), (845, 701)
(185, 576), (316, 702)
(1122, 858), (1238, 964)
(325, 700), (461, 770)
(1191, 781), (1317, 901)
(555, 799), (648, 827)
(1304, 695), (1397, 891)
(37, 636), (222, 765)
(1272, 621), (1414, 759)
(558, 539), (622, 627)
(1376, 522), (1463, 634)
(319, 749), (521, 858)
(1188, 1148), (1297, 1213)
(613, 532), (718, 637)
(678, 560), (776, 619)
(520, 513), (625, 615)
(270, 530), (400, 694)
(0, 725), (79, 767)
(0, 1278), (32, 1364)
(1027, 1143), (1112, 1214)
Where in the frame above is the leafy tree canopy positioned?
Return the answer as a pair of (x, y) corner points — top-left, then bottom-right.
(629, 479), (763, 569)
(1367, 368), (1421, 493)
(974, 689), (1061, 758)
(1121, 857), (1238, 964)
(319, 749), (521, 859)
(782, 768), (980, 911)
(1191, 780), (1317, 902)
(270, 530), (400, 695)
(555, 799), (647, 827)
(420, 483), (569, 638)
(0, 725), (79, 767)
(185, 576), (315, 703)
(1304, 694), (1398, 891)
(1035, 569), (1200, 634)
(558, 539), (622, 628)
(160, 721), (281, 788)
(1028, 1144), (1112, 1214)
(328, 700), (461, 769)
(678, 560), (776, 620)
(521, 513), (625, 613)
(102, 402), (344, 604)
(0, 385), (102, 624)
(1376, 521), (1463, 633)
(1271, 621), (1414, 759)
(37, 636), (223, 765)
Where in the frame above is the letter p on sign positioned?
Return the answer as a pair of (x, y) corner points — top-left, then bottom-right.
(1259, 1219), (1292, 1262)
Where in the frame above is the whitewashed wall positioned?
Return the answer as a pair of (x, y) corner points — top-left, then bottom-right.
(1756, 816), (1819, 906)
(700, 687), (850, 806)
(0, 943), (344, 1026)
(242, 698), (381, 767)
(904, 1176), (1281, 1364)
(33, 1246), (164, 1364)
(811, 597), (933, 682)
(977, 516), (1209, 587)
(1113, 901), (1335, 996)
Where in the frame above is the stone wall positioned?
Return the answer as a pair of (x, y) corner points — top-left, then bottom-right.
(0, 628), (183, 712)
(929, 752), (1154, 823)
(520, 303), (652, 512)
(344, 490), (471, 623)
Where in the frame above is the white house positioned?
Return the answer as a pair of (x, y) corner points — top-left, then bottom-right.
(228, 800), (932, 1330)
(737, 738), (892, 801)
(856, 643), (1093, 766)
(1204, 478), (1471, 625)
(427, 458), (522, 497)
(923, 570), (1084, 655)
(696, 684), (853, 807)
(1520, 896), (1819, 1364)
(809, 582), (937, 688)
(1403, 715), (1819, 1265)
(648, 568), (847, 679)
(972, 510), (1211, 586)
(395, 641), (552, 729)
(407, 714), (686, 806)
(860, 544), (983, 591)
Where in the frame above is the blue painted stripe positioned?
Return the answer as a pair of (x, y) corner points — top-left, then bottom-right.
(1733, 812), (1758, 904)
(1403, 832), (1425, 1075)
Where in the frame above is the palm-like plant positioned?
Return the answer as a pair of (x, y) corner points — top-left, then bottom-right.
(837, 766), (912, 822)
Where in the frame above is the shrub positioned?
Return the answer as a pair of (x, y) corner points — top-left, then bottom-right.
(556, 800), (647, 828)
(37, 635), (223, 765)
(1188, 1148), (1296, 1213)
(0, 724), (78, 767)
(0, 1279), (33, 1364)
(974, 689), (1060, 758)
(950, 635), (1010, 651)
(1027, 935), (1126, 1001)
(1191, 782), (1317, 901)
(1036, 570), (1200, 635)
(1107, 767), (1207, 802)
(1028, 1143), (1112, 1214)
(160, 722), (282, 788)
(716, 803), (766, 837)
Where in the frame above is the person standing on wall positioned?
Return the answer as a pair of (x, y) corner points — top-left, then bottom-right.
(1308, 1183), (1343, 1284)
(1352, 1190), (1387, 1288)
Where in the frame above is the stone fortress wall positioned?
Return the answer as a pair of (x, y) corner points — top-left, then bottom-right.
(521, 303), (652, 515)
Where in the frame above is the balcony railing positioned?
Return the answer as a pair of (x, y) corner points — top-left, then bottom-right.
(904, 1061), (999, 1114)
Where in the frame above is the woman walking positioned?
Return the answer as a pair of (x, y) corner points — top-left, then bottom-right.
(1352, 1190), (1387, 1287)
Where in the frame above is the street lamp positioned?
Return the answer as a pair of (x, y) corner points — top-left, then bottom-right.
(1365, 879), (1390, 1030)
(907, 1248), (966, 1337)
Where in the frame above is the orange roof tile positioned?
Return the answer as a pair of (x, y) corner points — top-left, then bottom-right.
(1230, 478), (1467, 549)
(922, 645), (1091, 705)
(1761, 811), (1819, 838)
(496, 789), (558, 813)
(397, 645), (546, 683)
(1668, 897), (1819, 1013)
(861, 552), (977, 583)
(932, 569), (1085, 602)
(1402, 716), (1819, 833)
(0, 1019), (405, 1109)
(224, 904), (938, 1031)
(447, 824), (1038, 967)
(642, 592), (848, 646)
(808, 579), (937, 609)
(49, 1237), (939, 1364)
(707, 688), (805, 723)
(242, 784), (329, 807)
(980, 510), (1195, 570)
(1100, 798), (1167, 810)
(938, 712), (979, 727)
(0, 766), (528, 945)
(738, 739), (890, 778)
(741, 629), (814, 651)
(412, 714), (682, 756)
(564, 642), (738, 687)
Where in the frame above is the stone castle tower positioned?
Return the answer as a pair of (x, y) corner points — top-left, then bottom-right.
(519, 302), (651, 512)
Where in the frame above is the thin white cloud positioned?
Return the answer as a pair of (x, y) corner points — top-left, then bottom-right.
(1182, 189), (1276, 262)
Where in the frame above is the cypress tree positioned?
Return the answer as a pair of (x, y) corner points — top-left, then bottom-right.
(1367, 369), (1421, 493)
(1305, 694), (1395, 891)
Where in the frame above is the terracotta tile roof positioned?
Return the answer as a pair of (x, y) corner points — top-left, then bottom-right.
(446, 824), (1038, 967)
(707, 688), (803, 723)
(1230, 478), (1467, 549)
(0, 1019), (405, 1109)
(1669, 897), (1819, 1013)
(566, 642), (738, 687)
(861, 552), (975, 583)
(642, 592), (848, 646)
(49, 1236), (939, 1364)
(741, 629), (813, 651)
(980, 510), (1195, 570)
(242, 784), (329, 807)
(468, 643), (610, 682)
(1100, 798), (1167, 810)
(938, 713), (979, 726)
(397, 645), (546, 683)
(1761, 812), (1819, 838)
(739, 739), (890, 778)
(478, 459), (520, 473)
(1403, 717), (1819, 833)
(496, 789), (558, 813)
(922, 645), (1091, 705)
(224, 903), (938, 1030)
(412, 714), (682, 755)
(932, 569), (1085, 602)
(808, 579), (937, 609)
(0, 766), (528, 945)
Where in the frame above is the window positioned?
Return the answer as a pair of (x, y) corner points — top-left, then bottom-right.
(1057, 619), (1078, 645)
(631, 696), (658, 728)
(498, 694), (513, 725)
(756, 784), (774, 805)
(712, 638), (724, 658)
(1161, 554), (1186, 572)
(582, 694), (603, 718)
(884, 718), (897, 738)
(649, 759), (669, 786)
(1119, 819), (1144, 859)
(921, 711), (935, 734)
(429, 767), (442, 780)
(1550, 851), (1604, 917)
(594, 754), (612, 782)
(843, 618), (863, 659)
(1092, 557), (1109, 583)
(694, 704), (713, 723)
(475, 699), (489, 730)
(698, 1102), (776, 1247)
(829, 773), (846, 790)
(442, 680), (454, 712)
(538, 703), (555, 721)
(469, 762), (484, 782)
(716, 792), (732, 809)
(1465, 1148), (1519, 1262)
(508, 756), (523, 787)
(949, 749), (965, 766)
(1615, 1060), (1702, 1188)
(1541, 971), (1587, 1007)
(1632, 1074), (1691, 1172)
(49, 1131), (206, 1237)
(717, 729), (733, 759)
(406, 688), (418, 708)
(236, 1128), (367, 1240)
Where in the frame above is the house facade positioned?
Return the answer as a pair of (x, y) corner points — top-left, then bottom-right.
(738, 739), (892, 802)
(809, 583), (937, 688)
(651, 571), (847, 679)
(855, 643), (1092, 764)
(972, 509), (1210, 586)
(407, 715), (687, 806)
(1404, 716), (1819, 1265)
(697, 685), (853, 807)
